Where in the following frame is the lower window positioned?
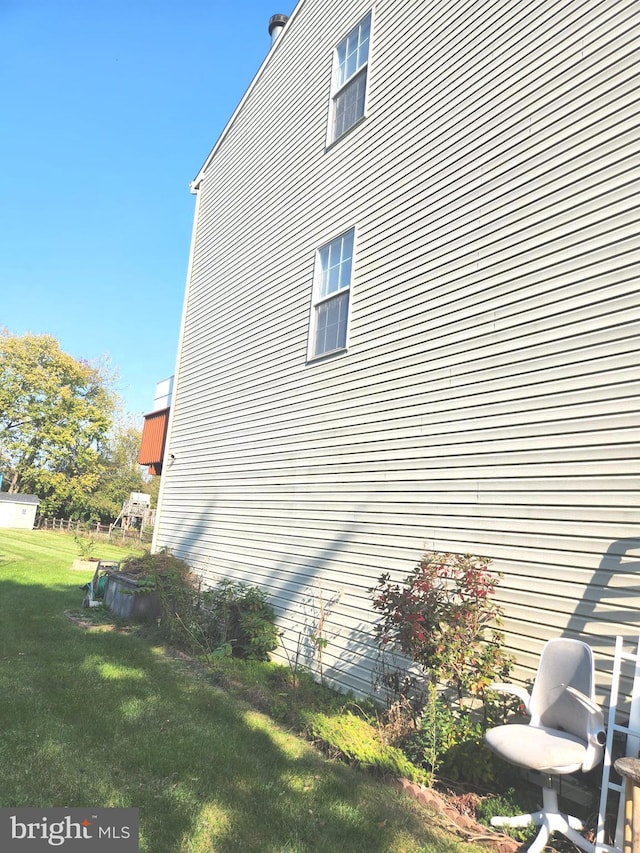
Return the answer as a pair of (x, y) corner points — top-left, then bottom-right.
(309, 228), (355, 359)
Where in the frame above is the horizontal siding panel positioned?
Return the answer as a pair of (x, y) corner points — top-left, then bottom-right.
(169, 398), (639, 452)
(176, 307), (640, 405)
(159, 522), (634, 587)
(166, 441), (638, 478)
(159, 482), (637, 508)
(155, 505), (640, 548)
(170, 354), (640, 421)
(171, 341), (640, 426)
(152, 510), (636, 556)
(157, 497), (639, 526)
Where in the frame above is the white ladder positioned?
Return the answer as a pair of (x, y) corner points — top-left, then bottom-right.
(596, 636), (640, 853)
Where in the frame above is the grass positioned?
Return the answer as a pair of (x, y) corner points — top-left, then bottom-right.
(0, 529), (489, 853)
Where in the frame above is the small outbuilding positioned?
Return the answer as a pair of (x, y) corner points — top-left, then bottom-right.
(0, 494), (40, 529)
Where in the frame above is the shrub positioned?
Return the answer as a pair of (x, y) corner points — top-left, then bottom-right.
(371, 551), (515, 785)
(121, 553), (279, 662)
(120, 549), (194, 583)
(73, 532), (97, 560)
(371, 551), (512, 705)
(403, 685), (499, 786)
(120, 549), (198, 636)
(475, 788), (538, 843)
(200, 579), (280, 661)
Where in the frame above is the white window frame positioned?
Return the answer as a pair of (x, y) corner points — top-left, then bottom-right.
(327, 11), (372, 145)
(307, 227), (356, 361)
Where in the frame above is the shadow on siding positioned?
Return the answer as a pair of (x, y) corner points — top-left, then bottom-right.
(561, 537), (640, 696)
(156, 500), (384, 697)
(564, 538), (640, 635)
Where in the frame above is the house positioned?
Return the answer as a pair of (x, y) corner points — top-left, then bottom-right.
(0, 494), (40, 529)
(153, 0), (640, 700)
(138, 376), (174, 476)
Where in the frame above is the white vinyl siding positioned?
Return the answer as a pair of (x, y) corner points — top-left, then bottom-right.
(329, 12), (372, 142)
(155, 0), (640, 703)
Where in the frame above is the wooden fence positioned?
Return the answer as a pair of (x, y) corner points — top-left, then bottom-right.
(35, 517), (153, 544)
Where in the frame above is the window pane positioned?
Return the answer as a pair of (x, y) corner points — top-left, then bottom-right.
(328, 238), (342, 271)
(327, 262), (340, 295)
(333, 69), (367, 139)
(314, 292), (349, 356)
(358, 17), (371, 62)
(318, 245), (330, 298)
(336, 42), (347, 76)
(339, 256), (352, 288)
(335, 13), (371, 89)
(345, 38), (358, 79)
(341, 229), (354, 262)
(339, 232), (353, 288)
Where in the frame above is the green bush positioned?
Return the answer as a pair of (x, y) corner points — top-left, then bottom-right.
(73, 532), (97, 560)
(371, 551), (516, 787)
(120, 549), (193, 583)
(372, 551), (512, 703)
(475, 788), (537, 843)
(120, 549), (197, 636)
(200, 579), (280, 661)
(121, 553), (279, 662)
(403, 687), (499, 786)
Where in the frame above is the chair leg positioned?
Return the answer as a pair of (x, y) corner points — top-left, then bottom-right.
(490, 783), (595, 853)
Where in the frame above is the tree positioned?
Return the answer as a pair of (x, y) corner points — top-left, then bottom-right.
(0, 330), (116, 516)
(85, 423), (150, 522)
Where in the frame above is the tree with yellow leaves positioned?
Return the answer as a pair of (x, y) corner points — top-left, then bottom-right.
(0, 330), (116, 517)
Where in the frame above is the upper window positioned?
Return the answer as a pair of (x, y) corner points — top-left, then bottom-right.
(329, 12), (372, 143)
(309, 228), (355, 359)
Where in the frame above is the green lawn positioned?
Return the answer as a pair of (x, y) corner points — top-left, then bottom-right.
(0, 529), (487, 853)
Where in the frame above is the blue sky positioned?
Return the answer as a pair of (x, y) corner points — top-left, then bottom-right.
(0, 0), (295, 421)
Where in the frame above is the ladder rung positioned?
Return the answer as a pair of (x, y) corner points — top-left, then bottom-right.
(611, 723), (640, 738)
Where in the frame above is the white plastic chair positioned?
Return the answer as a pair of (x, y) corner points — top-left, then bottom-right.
(485, 637), (606, 853)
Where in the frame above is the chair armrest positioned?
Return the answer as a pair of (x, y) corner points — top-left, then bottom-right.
(565, 685), (600, 716)
(488, 683), (531, 714)
(566, 685), (606, 770)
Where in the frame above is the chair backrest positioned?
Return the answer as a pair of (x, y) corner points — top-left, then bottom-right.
(530, 638), (595, 739)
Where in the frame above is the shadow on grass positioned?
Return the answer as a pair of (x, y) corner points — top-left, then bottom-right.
(0, 575), (453, 853)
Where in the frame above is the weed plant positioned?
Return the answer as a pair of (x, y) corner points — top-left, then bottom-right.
(127, 555), (281, 662)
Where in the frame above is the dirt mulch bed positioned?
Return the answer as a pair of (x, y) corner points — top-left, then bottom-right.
(391, 778), (521, 852)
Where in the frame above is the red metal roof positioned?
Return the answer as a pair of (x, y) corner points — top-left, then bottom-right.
(138, 407), (170, 475)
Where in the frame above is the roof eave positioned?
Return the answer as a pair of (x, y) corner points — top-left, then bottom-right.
(191, 3), (302, 192)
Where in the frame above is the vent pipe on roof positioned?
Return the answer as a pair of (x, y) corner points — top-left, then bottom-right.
(268, 13), (288, 45)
